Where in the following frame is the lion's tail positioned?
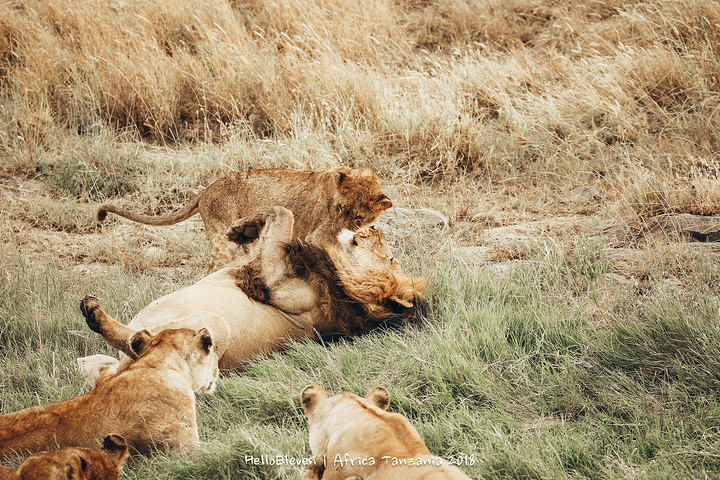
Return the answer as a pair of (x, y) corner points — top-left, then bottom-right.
(97, 193), (202, 226)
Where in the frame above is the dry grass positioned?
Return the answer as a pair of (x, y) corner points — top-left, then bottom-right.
(1, 0), (719, 229)
(3, 3), (720, 478)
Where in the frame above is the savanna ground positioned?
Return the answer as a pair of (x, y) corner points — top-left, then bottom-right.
(2, 0), (720, 478)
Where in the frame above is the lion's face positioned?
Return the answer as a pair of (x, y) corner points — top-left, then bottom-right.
(334, 167), (392, 229)
(334, 225), (429, 318)
(337, 226), (400, 273)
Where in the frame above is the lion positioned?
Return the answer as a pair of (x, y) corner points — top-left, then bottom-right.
(78, 206), (428, 379)
(97, 167), (392, 271)
(0, 328), (218, 459)
(0, 435), (129, 480)
(300, 385), (472, 480)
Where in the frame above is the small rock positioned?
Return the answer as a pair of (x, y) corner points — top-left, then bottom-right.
(375, 207), (449, 238)
(481, 217), (583, 245)
(73, 265), (92, 275)
(591, 220), (634, 247)
(597, 272), (637, 290)
(72, 263), (109, 276)
(453, 246), (492, 266)
(662, 214), (720, 242)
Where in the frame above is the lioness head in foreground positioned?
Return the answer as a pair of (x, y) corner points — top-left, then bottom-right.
(137, 327), (219, 393)
(0, 324), (219, 460)
(300, 385), (471, 480)
(102, 322), (220, 394)
(4, 434), (129, 480)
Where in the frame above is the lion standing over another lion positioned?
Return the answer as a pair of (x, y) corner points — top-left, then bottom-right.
(97, 167), (392, 271)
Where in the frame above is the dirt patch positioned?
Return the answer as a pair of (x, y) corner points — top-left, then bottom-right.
(1, 174), (208, 277)
(3, 172), (720, 305)
(0, 176), (46, 203)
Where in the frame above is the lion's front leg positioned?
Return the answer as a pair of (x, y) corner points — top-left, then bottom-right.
(227, 206), (295, 284)
(227, 207), (318, 315)
(227, 216), (266, 245)
(80, 295), (137, 359)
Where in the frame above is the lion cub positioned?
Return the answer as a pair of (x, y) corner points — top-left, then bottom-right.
(0, 328), (218, 459)
(98, 167), (392, 270)
(300, 385), (471, 480)
(0, 435), (129, 480)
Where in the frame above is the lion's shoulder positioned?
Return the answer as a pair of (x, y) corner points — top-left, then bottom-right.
(234, 240), (372, 338)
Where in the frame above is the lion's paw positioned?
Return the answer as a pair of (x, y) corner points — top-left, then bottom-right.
(227, 218), (265, 245)
(300, 457), (327, 480)
(80, 295), (102, 333)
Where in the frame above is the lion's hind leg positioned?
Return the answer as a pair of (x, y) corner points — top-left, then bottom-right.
(80, 295), (137, 358)
(76, 354), (121, 385)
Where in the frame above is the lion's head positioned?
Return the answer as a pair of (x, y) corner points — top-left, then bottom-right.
(300, 385), (471, 480)
(331, 226), (429, 319)
(127, 327), (219, 394)
(334, 167), (392, 228)
(14, 434), (129, 480)
(300, 385), (433, 479)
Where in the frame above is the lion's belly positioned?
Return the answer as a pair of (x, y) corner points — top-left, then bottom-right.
(127, 269), (315, 371)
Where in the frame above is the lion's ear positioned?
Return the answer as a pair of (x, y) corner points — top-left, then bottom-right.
(102, 434), (130, 468)
(300, 385), (328, 414)
(196, 327), (214, 353)
(129, 329), (154, 358)
(365, 386), (390, 411)
(389, 294), (414, 308)
(334, 167), (356, 194)
(300, 457), (326, 480)
(370, 194), (393, 213)
(64, 454), (86, 480)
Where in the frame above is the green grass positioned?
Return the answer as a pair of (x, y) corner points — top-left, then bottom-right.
(2, 238), (720, 479)
(1, 0), (719, 477)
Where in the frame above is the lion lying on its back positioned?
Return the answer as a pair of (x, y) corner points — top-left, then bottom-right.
(78, 206), (428, 378)
(98, 167), (392, 270)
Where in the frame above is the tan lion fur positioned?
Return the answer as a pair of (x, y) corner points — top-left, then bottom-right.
(0, 435), (129, 480)
(97, 167), (392, 271)
(300, 385), (471, 480)
(0, 328), (218, 459)
(78, 207), (428, 379)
